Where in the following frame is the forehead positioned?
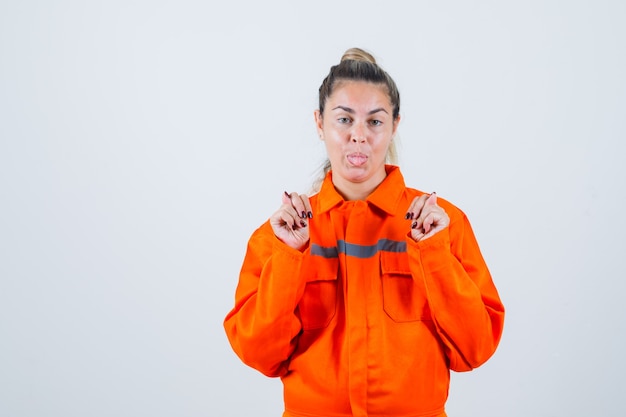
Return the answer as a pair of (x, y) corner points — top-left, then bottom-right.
(327, 80), (392, 108)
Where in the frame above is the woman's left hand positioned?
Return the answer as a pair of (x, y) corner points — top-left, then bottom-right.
(406, 193), (450, 242)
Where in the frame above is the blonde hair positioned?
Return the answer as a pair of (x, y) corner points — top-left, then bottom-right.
(312, 47), (400, 193)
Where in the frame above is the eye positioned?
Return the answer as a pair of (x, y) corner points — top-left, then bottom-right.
(338, 117), (351, 124)
(370, 119), (382, 126)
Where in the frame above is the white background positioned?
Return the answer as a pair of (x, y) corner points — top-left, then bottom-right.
(1, 1), (625, 416)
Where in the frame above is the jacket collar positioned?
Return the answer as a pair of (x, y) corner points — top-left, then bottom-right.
(316, 165), (406, 216)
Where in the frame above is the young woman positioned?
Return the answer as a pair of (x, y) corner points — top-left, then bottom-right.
(224, 47), (505, 417)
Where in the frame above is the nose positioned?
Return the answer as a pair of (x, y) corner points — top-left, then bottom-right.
(351, 125), (366, 143)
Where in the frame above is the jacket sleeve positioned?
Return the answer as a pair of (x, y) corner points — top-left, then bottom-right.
(406, 209), (505, 372)
(223, 222), (307, 377)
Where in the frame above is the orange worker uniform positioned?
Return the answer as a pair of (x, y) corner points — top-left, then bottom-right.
(224, 165), (505, 417)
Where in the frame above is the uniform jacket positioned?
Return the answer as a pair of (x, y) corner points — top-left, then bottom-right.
(224, 165), (505, 417)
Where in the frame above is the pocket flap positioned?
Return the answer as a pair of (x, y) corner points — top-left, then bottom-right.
(302, 254), (339, 282)
(380, 251), (411, 276)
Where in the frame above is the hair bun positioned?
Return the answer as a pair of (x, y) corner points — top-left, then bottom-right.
(341, 47), (376, 64)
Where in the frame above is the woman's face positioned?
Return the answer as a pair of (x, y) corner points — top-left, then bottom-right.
(315, 80), (399, 195)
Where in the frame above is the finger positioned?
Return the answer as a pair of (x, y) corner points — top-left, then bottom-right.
(410, 227), (425, 242)
(425, 192), (437, 207)
(408, 193), (435, 230)
(292, 193), (309, 219)
(411, 213), (437, 242)
(405, 194), (429, 221)
(271, 208), (296, 229)
(284, 191), (310, 220)
(416, 192), (439, 227)
(422, 212), (437, 234)
(409, 192), (450, 242)
(275, 194), (304, 229)
(301, 195), (313, 218)
(271, 194), (311, 250)
(282, 191), (292, 206)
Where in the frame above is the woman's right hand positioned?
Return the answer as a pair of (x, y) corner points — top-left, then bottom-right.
(269, 192), (312, 250)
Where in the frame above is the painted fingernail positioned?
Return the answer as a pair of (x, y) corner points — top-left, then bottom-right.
(405, 212), (411, 220)
(412, 221), (417, 229)
(307, 211), (313, 219)
(284, 191), (291, 198)
(300, 220), (307, 227)
(301, 211), (307, 219)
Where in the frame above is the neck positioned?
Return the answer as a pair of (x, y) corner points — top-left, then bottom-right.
(332, 171), (387, 201)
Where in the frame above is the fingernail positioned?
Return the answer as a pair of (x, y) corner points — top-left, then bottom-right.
(307, 211), (313, 219)
(412, 221), (417, 229)
(284, 191), (290, 198)
(405, 212), (411, 220)
(300, 220), (307, 227)
(301, 211), (307, 219)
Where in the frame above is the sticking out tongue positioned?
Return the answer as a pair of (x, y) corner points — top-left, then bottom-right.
(347, 153), (367, 167)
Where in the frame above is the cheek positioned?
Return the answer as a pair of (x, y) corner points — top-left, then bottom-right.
(324, 139), (349, 163)
(326, 142), (345, 158)
(325, 133), (346, 148)
(373, 134), (393, 149)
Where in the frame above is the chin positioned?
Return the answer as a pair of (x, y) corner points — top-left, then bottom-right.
(343, 168), (372, 183)
(344, 163), (369, 173)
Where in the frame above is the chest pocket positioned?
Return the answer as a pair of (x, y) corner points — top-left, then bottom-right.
(297, 256), (339, 331)
(380, 251), (431, 322)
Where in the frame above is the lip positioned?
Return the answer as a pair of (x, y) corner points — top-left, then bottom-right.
(346, 152), (368, 167)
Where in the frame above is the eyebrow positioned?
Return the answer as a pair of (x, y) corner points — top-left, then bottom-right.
(332, 105), (389, 115)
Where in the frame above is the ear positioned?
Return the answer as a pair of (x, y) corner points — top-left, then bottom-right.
(314, 110), (324, 140)
(391, 114), (401, 138)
